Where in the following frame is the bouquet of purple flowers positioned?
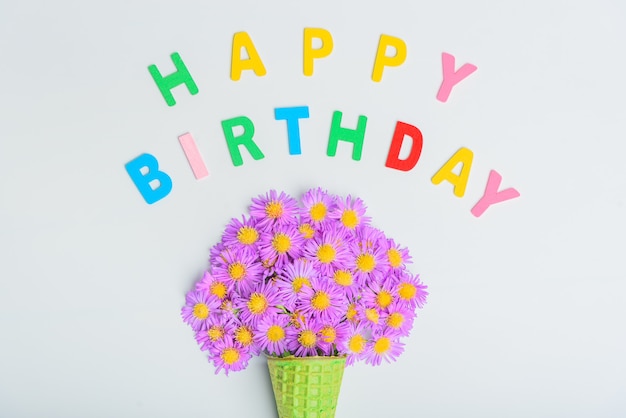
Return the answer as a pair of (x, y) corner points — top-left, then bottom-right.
(181, 188), (428, 375)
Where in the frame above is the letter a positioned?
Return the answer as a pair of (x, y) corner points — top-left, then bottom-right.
(231, 32), (267, 81)
(431, 147), (474, 197)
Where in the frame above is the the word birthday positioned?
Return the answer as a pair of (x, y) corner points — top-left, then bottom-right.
(124, 29), (520, 217)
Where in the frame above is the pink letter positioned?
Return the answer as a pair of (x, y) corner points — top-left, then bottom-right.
(178, 132), (209, 179)
(471, 170), (520, 217)
(436, 52), (477, 102)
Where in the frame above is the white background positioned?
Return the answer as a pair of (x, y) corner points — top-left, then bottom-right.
(1, 1), (625, 417)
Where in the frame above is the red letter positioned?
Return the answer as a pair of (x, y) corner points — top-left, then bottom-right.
(385, 122), (423, 171)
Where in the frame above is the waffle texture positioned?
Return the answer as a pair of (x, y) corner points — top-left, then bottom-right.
(267, 356), (346, 418)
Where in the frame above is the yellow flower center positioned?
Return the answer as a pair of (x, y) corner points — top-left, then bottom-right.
(266, 325), (285, 343)
(346, 303), (358, 322)
(292, 277), (311, 293)
(210, 282), (227, 299)
(311, 291), (331, 311)
(348, 334), (366, 354)
(247, 293), (268, 315)
(299, 223), (315, 239)
(228, 262), (246, 281)
(320, 326), (336, 343)
(310, 202), (327, 222)
(398, 283), (417, 301)
(365, 308), (379, 324)
(316, 243), (336, 264)
(373, 337), (391, 355)
(192, 303), (209, 319)
(340, 209), (359, 229)
(237, 226), (259, 245)
(221, 347), (240, 365)
(265, 201), (284, 219)
(298, 330), (317, 348)
(235, 326), (253, 346)
(333, 270), (353, 287)
(387, 248), (402, 268)
(387, 312), (404, 329)
(272, 233), (291, 254)
(355, 253), (376, 272)
(376, 290), (393, 309)
(208, 325), (224, 341)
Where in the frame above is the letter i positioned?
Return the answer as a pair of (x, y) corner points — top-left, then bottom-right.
(178, 132), (209, 179)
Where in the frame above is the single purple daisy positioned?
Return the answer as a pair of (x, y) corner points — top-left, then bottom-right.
(275, 259), (317, 310)
(234, 280), (281, 329)
(383, 238), (412, 271)
(380, 302), (416, 337)
(339, 322), (369, 366)
(212, 248), (264, 297)
(232, 321), (261, 356)
(209, 338), (252, 376)
(297, 276), (347, 323)
(302, 226), (350, 276)
(361, 279), (397, 313)
(286, 319), (322, 357)
(331, 266), (358, 292)
(258, 225), (304, 271)
(249, 190), (299, 229)
(181, 290), (221, 331)
(195, 314), (236, 351)
(317, 320), (350, 356)
(329, 194), (371, 231)
(363, 329), (405, 366)
(297, 222), (318, 241)
(300, 187), (336, 229)
(395, 272), (429, 309)
(349, 237), (388, 286)
(254, 313), (290, 356)
(221, 215), (261, 252)
(195, 271), (230, 301)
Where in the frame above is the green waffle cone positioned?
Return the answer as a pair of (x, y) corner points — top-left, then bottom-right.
(267, 356), (346, 418)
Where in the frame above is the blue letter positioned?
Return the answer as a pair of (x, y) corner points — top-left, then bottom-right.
(125, 153), (173, 204)
(274, 106), (310, 155)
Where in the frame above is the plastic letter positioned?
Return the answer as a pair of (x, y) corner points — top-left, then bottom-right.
(125, 153), (173, 204)
(147, 52), (199, 107)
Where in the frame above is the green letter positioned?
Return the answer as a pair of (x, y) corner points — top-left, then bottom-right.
(326, 111), (367, 161)
(221, 116), (265, 166)
(147, 52), (199, 107)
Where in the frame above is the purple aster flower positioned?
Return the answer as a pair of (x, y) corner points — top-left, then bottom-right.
(354, 225), (386, 250)
(234, 280), (281, 329)
(258, 225), (304, 271)
(254, 313), (290, 356)
(212, 248), (263, 297)
(330, 268), (361, 300)
(357, 304), (383, 328)
(249, 190), (299, 229)
(209, 337), (252, 376)
(297, 276), (347, 323)
(232, 321), (261, 356)
(195, 314), (236, 351)
(300, 187), (336, 229)
(181, 290), (221, 331)
(195, 271), (230, 301)
(302, 226), (350, 276)
(383, 238), (412, 271)
(286, 319), (322, 357)
(221, 215), (261, 252)
(363, 329), (405, 366)
(317, 320), (350, 356)
(349, 237), (388, 286)
(275, 259), (317, 310)
(329, 194), (371, 231)
(297, 222), (318, 241)
(380, 302), (416, 337)
(338, 322), (369, 365)
(361, 279), (397, 313)
(394, 272), (429, 309)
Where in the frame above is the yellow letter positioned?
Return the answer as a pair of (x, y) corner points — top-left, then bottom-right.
(231, 31), (267, 81)
(371, 34), (407, 82)
(431, 147), (474, 197)
(303, 28), (334, 76)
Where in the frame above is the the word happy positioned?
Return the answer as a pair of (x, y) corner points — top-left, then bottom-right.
(125, 29), (520, 217)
